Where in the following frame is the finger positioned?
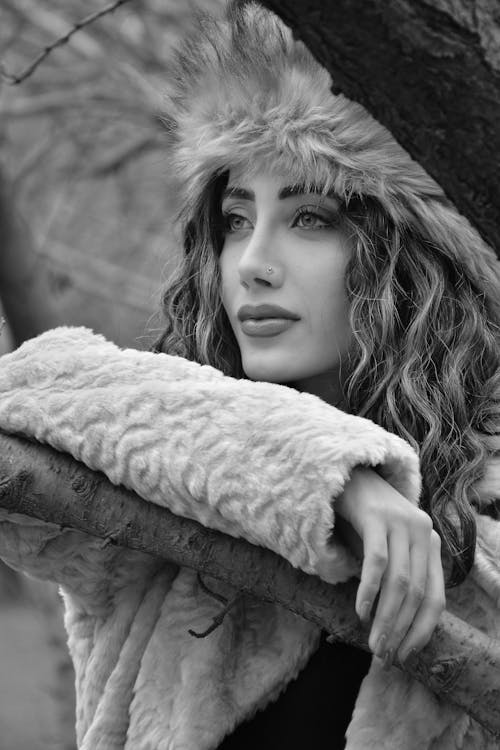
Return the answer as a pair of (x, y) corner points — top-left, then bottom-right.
(383, 536), (429, 660)
(355, 523), (388, 625)
(397, 532), (446, 664)
(368, 529), (410, 658)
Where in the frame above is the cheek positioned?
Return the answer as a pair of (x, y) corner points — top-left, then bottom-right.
(219, 250), (236, 318)
(304, 252), (349, 307)
(305, 257), (351, 343)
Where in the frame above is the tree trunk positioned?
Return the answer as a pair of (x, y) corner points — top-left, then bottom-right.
(261, 0), (500, 258)
(0, 431), (499, 738)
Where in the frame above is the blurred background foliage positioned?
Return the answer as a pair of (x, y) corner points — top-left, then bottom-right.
(0, 2), (224, 748)
(0, 0), (224, 352)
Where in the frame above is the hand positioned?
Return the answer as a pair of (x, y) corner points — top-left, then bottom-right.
(333, 466), (445, 668)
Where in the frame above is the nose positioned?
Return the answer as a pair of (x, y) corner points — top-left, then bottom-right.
(237, 223), (283, 289)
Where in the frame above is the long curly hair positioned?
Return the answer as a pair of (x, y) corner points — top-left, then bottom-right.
(153, 170), (500, 586)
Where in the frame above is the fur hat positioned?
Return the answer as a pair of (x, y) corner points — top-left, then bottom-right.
(163, 0), (499, 282)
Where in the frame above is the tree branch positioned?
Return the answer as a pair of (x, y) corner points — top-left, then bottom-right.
(1, 0), (134, 86)
(261, 0), (500, 258)
(0, 431), (499, 737)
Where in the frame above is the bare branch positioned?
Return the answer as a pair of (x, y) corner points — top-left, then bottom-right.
(1, 0), (135, 86)
(0, 431), (499, 737)
(2, 0), (102, 57)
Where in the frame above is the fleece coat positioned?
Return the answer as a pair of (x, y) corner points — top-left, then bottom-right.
(0, 327), (499, 749)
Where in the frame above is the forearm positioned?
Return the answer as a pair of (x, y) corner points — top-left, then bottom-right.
(0, 327), (421, 581)
(336, 466), (379, 520)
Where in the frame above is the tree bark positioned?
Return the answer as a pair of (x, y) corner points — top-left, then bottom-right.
(260, 0), (500, 258)
(0, 431), (499, 737)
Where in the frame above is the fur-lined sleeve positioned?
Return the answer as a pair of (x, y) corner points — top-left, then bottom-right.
(0, 327), (421, 587)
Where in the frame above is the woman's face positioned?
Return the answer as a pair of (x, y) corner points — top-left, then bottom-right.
(219, 167), (353, 402)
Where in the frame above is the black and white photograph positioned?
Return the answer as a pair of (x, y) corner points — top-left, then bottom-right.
(0, 1), (499, 748)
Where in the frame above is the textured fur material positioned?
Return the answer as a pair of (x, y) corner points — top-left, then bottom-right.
(0, 327), (499, 748)
(164, 1), (500, 289)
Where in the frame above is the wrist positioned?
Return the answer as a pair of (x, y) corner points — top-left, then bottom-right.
(336, 466), (377, 520)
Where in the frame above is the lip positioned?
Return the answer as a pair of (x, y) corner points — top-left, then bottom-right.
(240, 318), (296, 337)
(237, 304), (300, 322)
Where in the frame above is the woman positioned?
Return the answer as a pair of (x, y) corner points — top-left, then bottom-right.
(0, 2), (499, 748)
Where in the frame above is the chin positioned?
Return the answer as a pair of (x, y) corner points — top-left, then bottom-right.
(241, 355), (305, 384)
(243, 365), (286, 383)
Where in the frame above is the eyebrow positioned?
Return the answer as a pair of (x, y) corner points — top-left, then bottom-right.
(222, 183), (336, 201)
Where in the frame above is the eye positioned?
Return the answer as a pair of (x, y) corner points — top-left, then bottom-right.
(222, 212), (252, 233)
(293, 206), (337, 230)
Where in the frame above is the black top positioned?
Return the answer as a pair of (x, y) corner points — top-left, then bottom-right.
(217, 634), (372, 749)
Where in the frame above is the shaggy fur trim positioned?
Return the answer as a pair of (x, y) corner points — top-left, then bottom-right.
(163, 0), (499, 283)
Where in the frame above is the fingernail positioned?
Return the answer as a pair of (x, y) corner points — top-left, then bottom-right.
(375, 634), (387, 657)
(383, 649), (394, 671)
(359, 601), (372, 623)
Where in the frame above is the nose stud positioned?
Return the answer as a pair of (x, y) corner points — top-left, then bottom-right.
(266, 266), (274, 275)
